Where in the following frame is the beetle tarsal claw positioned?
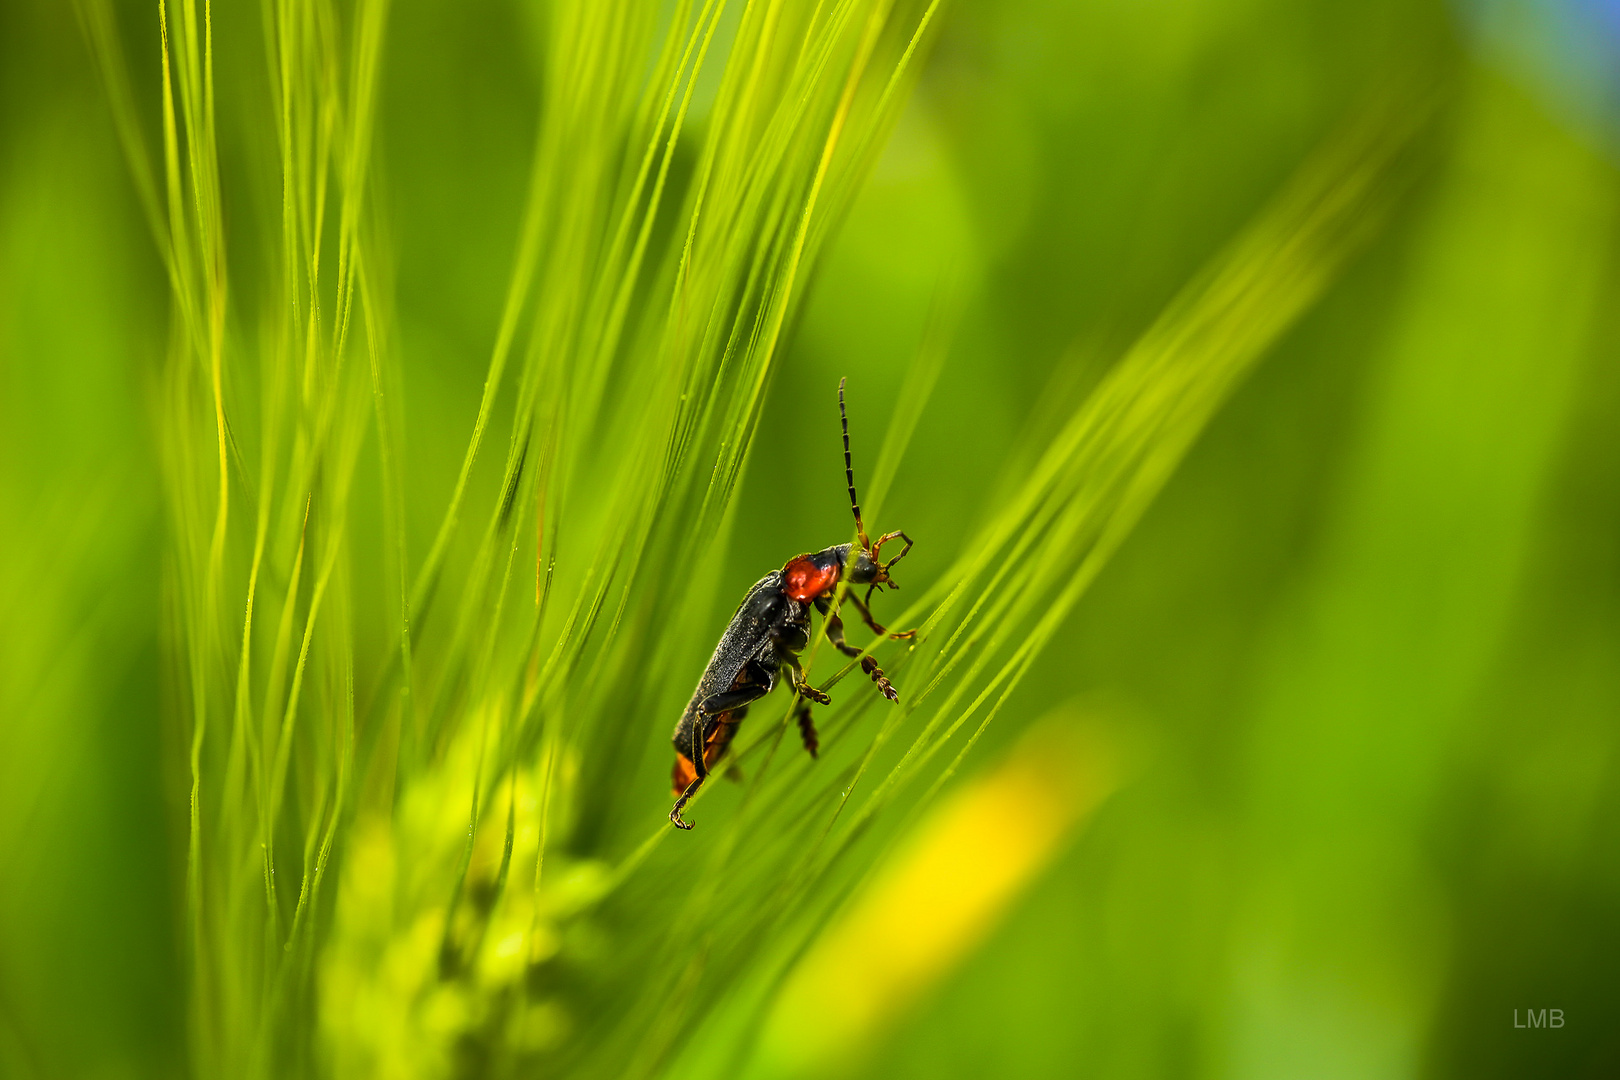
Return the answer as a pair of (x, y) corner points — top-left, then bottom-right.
(796, 705), (820, 758)
(860, 656), (899, 701)
(801, 685), (831, 705)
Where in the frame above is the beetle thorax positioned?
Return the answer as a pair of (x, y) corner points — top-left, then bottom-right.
(781, 544), (850, 602)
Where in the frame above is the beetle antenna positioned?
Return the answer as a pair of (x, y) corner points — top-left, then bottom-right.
(839, 377), (871, 550)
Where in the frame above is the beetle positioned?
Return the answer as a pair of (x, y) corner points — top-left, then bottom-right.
(668, 378), (915, 830)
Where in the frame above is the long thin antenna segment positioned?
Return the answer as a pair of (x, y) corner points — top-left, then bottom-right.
(839, 377), (870, 549)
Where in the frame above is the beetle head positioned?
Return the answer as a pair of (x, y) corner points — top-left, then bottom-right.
(846, 530), (912, 592)
(846, 545), (882, 586)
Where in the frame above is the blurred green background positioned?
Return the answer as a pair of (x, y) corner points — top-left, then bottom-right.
(2, 0), (1618, 1077)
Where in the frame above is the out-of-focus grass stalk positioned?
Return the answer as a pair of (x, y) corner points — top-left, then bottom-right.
(80, 0), (1430, 1075)
(860, 101), (1427, 826)
(78, 0), (949, 1075)
(80, 0), (400, 1073)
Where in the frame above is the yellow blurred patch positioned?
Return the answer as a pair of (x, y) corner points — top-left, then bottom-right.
(761, 711), (1117, 1075)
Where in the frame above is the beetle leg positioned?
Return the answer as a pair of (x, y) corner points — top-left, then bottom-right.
(670, 775), (703, 830)
(871, 529), (914, 571)
(698, 684), (770, 717)
(795, 701), (820, 759)
(780, 657), (824, 756)
(848, 590), (915, 641)
(784, 655), (831, 705)
(818, 603), (865, 660)
(674, 680), (769, 830)
(670, 716), (710, 829)
(859, 656), (899, 702)
(771, 619), (810, 654)
(819, 595), (901, 702)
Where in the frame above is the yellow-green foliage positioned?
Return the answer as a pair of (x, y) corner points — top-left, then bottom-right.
(27, 0), (1597, 1077)
(63, 0), (1432, 1076)
(320, 731), (607, 1076)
